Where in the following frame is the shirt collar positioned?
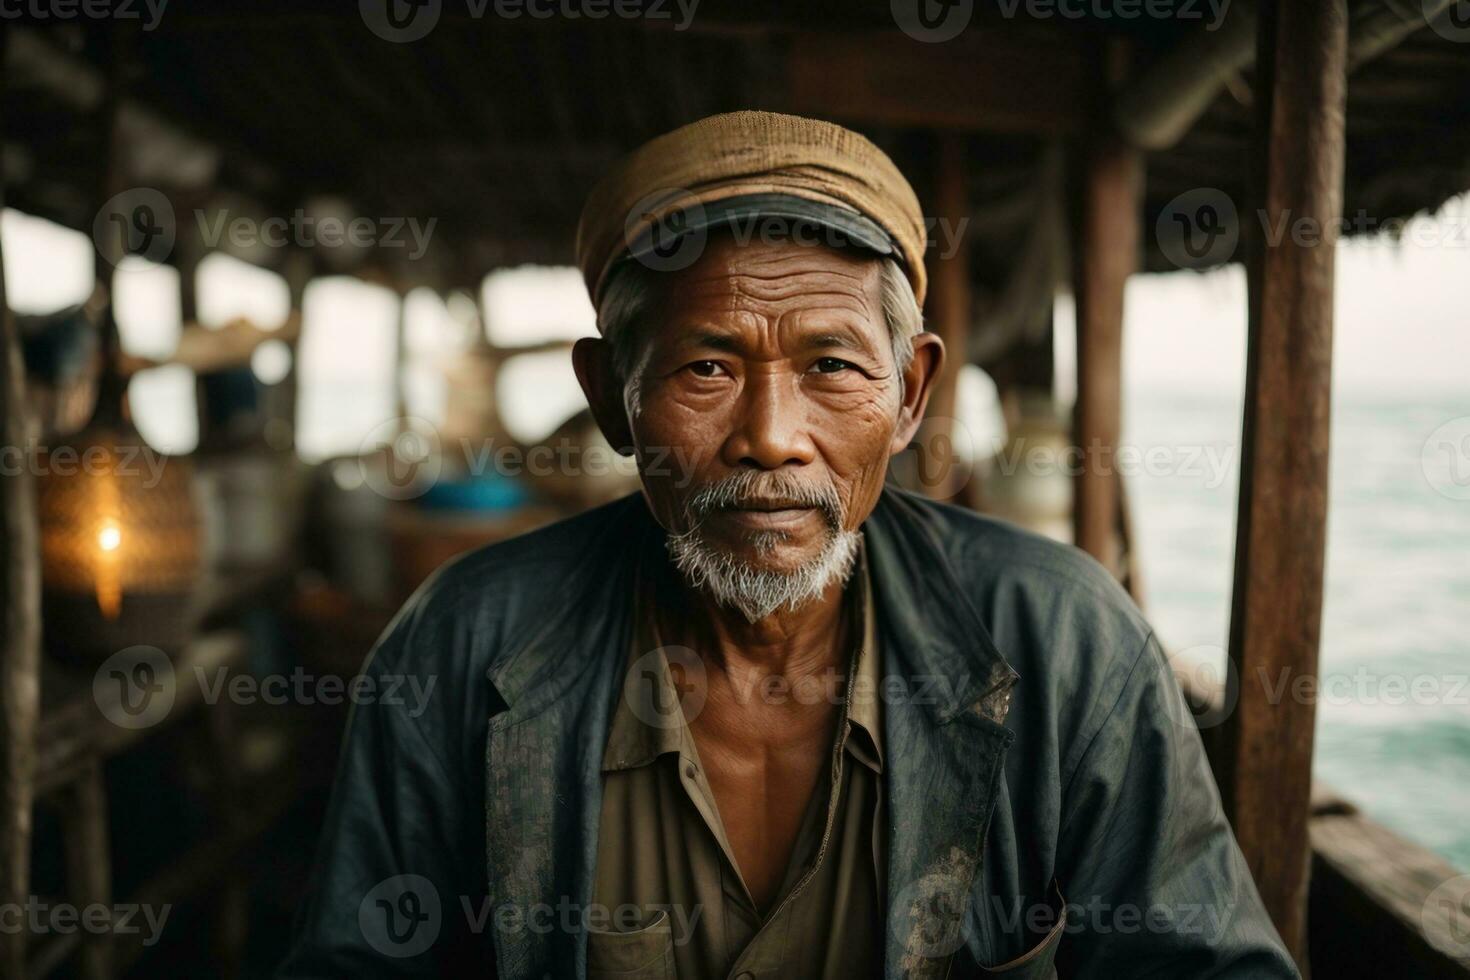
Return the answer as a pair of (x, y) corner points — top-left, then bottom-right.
(844, 540), (884, 773)
(601, 555), (691, 771)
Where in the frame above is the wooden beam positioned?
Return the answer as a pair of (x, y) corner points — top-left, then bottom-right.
(1071, 134), (1141, 571)
(788, 31), (1085, 135)
(1222, 0), (1348, 967)
(1114, 0), (1457, 150)
(922, 132), (971, 502)
(1113, 4), (1258, 150)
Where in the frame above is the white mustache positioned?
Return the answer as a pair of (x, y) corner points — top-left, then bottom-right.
(683, 471), (844, 531)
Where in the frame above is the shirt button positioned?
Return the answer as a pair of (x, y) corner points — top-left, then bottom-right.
(684, 763), (698, 779)
(735, 973), (755, 980)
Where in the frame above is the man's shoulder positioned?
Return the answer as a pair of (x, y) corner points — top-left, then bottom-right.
(346, 498), (647, 782)
(890, 491), (1147, 629)
(371, 494), (643, 672)
(433, 494), (640, 595)
(883, 492), (1164, 777)
(881, 490), (1154, 688)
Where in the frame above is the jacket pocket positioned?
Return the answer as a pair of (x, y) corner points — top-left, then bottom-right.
(974, 881), (1066, 979)
(587, 908), (676, 980)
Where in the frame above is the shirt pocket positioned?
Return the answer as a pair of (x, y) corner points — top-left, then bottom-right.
(973, 881), (1067, 980)
(587, 908), (677, 980)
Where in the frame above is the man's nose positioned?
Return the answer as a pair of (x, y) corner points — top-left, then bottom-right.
(721, 372), (817, 470)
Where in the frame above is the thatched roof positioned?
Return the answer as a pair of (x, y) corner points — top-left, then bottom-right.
(6, 2), (1469, 361)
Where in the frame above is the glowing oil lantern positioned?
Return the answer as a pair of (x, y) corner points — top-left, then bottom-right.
(36, 310), (201, 662)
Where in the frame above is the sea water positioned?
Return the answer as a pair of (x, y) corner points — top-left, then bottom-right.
(1126, 387), (1470, 872)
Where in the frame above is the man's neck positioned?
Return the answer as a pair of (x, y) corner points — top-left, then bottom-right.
(654, 555), (852, 686)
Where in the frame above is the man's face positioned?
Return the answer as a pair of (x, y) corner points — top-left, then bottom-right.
(626, 234), (910, 577)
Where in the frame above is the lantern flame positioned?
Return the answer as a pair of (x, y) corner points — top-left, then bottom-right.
(95, 509), (122, 619)
(98, 521), (122, 552)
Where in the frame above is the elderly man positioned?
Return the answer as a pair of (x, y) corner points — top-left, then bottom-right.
(281, 112), (1296, 979)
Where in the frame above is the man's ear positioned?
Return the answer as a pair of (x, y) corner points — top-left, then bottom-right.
(889, 332), (945, 454)
(572, 337), (636, 455)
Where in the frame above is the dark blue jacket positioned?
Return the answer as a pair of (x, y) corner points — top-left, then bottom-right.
(280, 490), (1298, 979)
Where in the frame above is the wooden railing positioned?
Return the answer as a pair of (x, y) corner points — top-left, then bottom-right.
(1175, 664), (1470, 978)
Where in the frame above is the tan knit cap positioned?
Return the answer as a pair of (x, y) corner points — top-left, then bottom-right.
(576, 111), (928, 315)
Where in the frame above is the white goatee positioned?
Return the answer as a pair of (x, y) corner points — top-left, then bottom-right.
(664, 470), (862, 623)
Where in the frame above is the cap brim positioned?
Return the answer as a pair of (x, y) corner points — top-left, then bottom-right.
(623, 192), (897, 270)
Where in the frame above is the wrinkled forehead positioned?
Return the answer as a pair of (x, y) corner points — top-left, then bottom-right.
(652, 233), (886, 325)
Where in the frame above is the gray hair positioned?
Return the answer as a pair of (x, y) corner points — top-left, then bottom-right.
(597, 254), (922, 417)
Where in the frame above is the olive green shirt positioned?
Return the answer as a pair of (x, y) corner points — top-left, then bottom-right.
(592, 547), (884, 980)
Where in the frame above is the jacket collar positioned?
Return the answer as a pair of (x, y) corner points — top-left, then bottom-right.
(483, 490), (1019, 979)
(861, 490), (1018, 725)
(483, 491), (1019, 718)
(863, 491), (1020, 977)
(482, 495), (653, 979)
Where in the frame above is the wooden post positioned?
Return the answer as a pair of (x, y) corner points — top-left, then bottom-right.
(180, 241), (217, 453)
(0, 268), (40, 980)
(0, 218), (40, 980)
(1071, 135), (1141, 571)
(0, 27), (43, 979)
(394, 286), (411, 429)
(1221, 0), (1348, 967)
(61, 765), (111, 980)
(922, 132), (971, 502)
(208, 691), (246, 979)
(270, 249), (312, 452)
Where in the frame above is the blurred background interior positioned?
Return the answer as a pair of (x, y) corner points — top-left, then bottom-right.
(1, 3), (1468, 977)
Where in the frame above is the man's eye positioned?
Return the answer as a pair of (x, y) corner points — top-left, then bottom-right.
(686, 360), (723, 378)
(812, 357), (854, 374)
